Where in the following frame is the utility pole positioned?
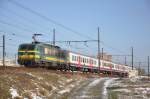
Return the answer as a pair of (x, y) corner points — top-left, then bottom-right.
(138, 62), (141, 76)
(3, 35), (5, 67)
(148, 56), (149, 78)
(98, 27), (101, 73)
(131, 47), (134, 70)
(102, 48), (103, 60)
(53, 28), (55, 46)
(15, 53), (17, 65)
(125, 56), (127, 65)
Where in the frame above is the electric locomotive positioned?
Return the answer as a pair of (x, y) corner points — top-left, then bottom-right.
(18, 42), (67, 68)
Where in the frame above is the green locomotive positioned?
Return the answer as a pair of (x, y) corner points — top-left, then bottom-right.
(18, 42), (67, 68)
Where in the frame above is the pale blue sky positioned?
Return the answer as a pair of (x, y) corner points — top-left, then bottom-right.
(0, 0), (150, 68)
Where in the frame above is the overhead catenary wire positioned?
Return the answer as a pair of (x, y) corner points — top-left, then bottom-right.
(0, 20), (50, 42)
(7, 0), (93, 40)
(0, 7), (52, 37)
(0, 19), (34, 33)
(7, 0), (133, 57)
(0, 13), (49, 36)
(0, 29), (29, 39)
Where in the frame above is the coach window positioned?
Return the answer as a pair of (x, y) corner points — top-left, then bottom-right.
(75, 56), (77, 61)
(76, 56), (77, 61)
(74, 56), (76, 61)
(72, 55), (74, 61)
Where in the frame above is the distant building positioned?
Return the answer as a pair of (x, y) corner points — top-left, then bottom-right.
(0, 59), (16, 66)
(97, 53), (112, 61)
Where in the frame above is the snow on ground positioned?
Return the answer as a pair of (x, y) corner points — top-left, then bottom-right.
(58, 80), (78, 95)
(31, 93), (43, 99)
(9, 87), (19, 98)
(51, 85), (57, 90)
(107, 77), (150, 99)
(108, 80), (123, 87)
(103, 78), (118, 99)
(49, 85), (57, 96)
(26, 73), (43, 80)
(135, 87), (150, 94)
(88, 78), (104, 87)
(130, 76), (140, 82)
(66, 79), (73, 83)
(78, 78), (107, 98)
(58, 89), (70, 94)
(113, 88), (131, 93)
(58, 80), (65, 86)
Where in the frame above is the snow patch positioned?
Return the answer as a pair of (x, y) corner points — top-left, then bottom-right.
(103, 78), (117, 99)
(135, 87), (150, 94)
(26, 73), (43, 80)
(88, 78), (103, 87)
(51, 85), (57, 90)
(79, 95), (90, 98)
(58, 89), (70, 94)
(70, 84), (75, 88)
(66, 79), (73, 83)
(113, 88), (131, 93)
(31, 93), (43, 99)
(9, 87), (19, 98)
(58, 80), (65, 85)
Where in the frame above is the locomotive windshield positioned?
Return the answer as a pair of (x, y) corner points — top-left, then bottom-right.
(19, 44), (35, 50)
(18, 44), (36, 55)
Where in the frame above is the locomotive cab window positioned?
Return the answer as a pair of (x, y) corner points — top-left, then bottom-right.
(18, 44), (36, 55)
(19, 44), (35, 50)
